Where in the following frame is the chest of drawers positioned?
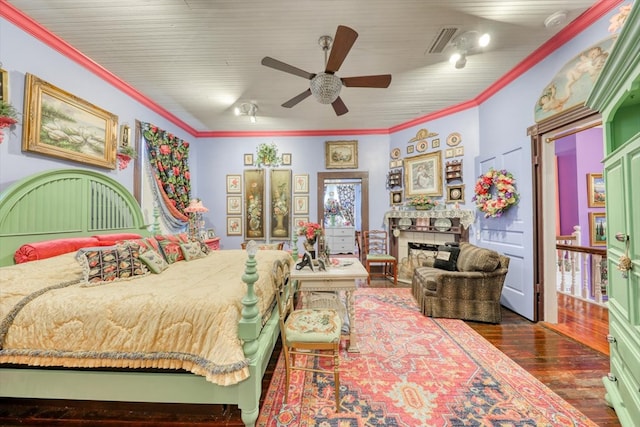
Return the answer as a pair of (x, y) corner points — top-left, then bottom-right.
(325, 227), (355, 254)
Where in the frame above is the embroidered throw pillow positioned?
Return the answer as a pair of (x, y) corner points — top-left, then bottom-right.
(155, 235), (186, 264)
(433, 245), (461, 271)
(76, 245), (148, 286)
(138, 249), (170, 273)
(180, 241), (205, 261)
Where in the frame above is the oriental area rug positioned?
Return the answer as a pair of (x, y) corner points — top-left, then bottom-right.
(257, 287), (596, 426)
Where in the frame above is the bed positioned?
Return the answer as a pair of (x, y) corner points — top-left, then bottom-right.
(0, 169), (292, 427)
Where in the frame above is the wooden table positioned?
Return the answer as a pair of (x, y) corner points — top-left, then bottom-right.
(290, 259), (368, 352)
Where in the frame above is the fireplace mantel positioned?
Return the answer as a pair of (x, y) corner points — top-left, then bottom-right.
(384, 209), (475, 229)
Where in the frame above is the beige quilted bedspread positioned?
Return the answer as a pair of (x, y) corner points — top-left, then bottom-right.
(0, 249), (292, 386)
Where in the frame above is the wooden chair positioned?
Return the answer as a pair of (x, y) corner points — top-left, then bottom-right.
(271, 259), (342, 411)
(363, 230), (397, 285)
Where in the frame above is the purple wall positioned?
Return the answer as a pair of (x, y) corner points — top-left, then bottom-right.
(556, 135), (578, 236)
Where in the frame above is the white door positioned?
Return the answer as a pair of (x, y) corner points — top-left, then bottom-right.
(476, 150), (534, 320)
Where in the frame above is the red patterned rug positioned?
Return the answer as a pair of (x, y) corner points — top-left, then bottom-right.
(257, 287), (596, 426)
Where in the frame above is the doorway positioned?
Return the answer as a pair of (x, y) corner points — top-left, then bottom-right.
(317, 171), (369, 255)
(529, 105), (602, 322)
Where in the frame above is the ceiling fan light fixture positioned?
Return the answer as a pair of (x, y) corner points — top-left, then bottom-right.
(310, 72), (342, 104)
(234, 102), (258, 123)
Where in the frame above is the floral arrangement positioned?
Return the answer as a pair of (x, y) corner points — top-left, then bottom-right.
(472, 168), (519, 218)
(297, 222), (323, 241)
(407, 195), (439, 209)
(325, 198), (340, 216)
(117, 145), (137, 159)
(0, 100), (19, 144)
(255, 142), (281, 167)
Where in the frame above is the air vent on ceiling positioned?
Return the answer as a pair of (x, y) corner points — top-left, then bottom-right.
(427, 27), (459, 54)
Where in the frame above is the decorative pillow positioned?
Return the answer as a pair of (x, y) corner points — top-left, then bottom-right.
(155, 235), (186, 264)
(76, 245), (148, 286)
(194, 238), (211, 255)
(14, 237), (100, 263)
(117, 238), (159, 254)
(92, 233), (143, 245)
(433, 245), (461, 271)
(456, 242), (500, 272)
(180, 241), (205, 261)
(138, 249), (170, 274)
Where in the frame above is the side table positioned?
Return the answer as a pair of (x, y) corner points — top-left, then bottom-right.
(204, 237), (220, 250)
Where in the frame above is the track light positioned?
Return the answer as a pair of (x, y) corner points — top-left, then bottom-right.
(234, 102), (258, 123)
(449, 31), (490, 69)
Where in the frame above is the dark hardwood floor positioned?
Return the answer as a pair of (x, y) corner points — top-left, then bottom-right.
(0, 281), (620, 426)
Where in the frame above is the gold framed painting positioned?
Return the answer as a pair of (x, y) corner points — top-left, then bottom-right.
(587, 173), (605, 207)
(22, 73), (118, 169)
(589, 212), (606, 247)
(270, 169), (292, 240)
(446, 184), (465, 203)
(404, 151), (443, 198)
(244, 169), (265, 240)
(325, 140), (358, 169)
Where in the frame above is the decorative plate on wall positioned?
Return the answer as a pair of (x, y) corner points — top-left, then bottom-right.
(446, 132), (462, 146)
(390, 148), (401, 159)
(398, 217), (412, 230)
(416, 140), (428, 152)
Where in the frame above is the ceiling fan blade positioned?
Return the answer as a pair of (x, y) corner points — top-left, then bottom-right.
(342, 74), (392, 88)
(325, 25), (358, 74)
(282, 89), (312, 108)
(332, 97), (349, 116)
(261, 57), (315, 80)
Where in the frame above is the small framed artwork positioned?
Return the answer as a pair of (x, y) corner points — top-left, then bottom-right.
(0, 68), (8, 102)
(293, 195), (309, 214)
(587, 173), (605, 207)
(445, 148), (454, 158)
(406, 145), (414, 154)
(390, 191), (403, 205)
(446, 184), (465, 203)
(22, 73), (118, 169)
(589, 212), (607, 247)
(243, 153), (254, 166)
(325, 140), (358, 169)
(281, 153), (292, 165)
(206, 229), (216, 239)
(227, 217), (242, 236)
(293, 217), (309, 230)
(432, 138), (440, 148)
(454, 146), (464, 157)
(227, 195), (242, 214)
(294, 174), (309, 193)
(226, 174), (242, 193)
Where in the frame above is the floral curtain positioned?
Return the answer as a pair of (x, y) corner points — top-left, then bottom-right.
(336, 184), (356, 226)
(141, 122), (192, 231)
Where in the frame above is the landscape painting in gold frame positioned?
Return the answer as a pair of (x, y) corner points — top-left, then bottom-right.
(22, 73), (118, 169)
(587, 173), (605, 207)
(404, 151), (443, 197)
(325, 140), (358, 169)
(589, 212), (607, 247)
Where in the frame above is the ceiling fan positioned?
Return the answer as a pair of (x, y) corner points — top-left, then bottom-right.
(261, 25), (392, 116)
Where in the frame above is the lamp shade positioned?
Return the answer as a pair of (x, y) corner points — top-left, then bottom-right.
(184, 199), (209, 213)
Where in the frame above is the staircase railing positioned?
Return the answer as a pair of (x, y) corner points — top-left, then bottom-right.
(556, 226), (607, 306)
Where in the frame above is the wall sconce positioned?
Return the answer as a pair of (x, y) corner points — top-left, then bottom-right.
(449, 31), (490, 69)
(234, 102), (258, 123)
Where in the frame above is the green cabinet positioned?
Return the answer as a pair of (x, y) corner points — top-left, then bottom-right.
(587, 3), (640, 426)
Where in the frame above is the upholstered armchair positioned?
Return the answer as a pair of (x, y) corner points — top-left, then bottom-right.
(411, 242), (510, 324)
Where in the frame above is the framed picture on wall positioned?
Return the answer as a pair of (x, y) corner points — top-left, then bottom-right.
(589, 212), (607, 247)
(243, 169), (265, 240)
(446, 184), (465, 203)
(270, 169), (292, 240)
(293, 217), (309, 230)
(390, 191), (403, 205)
(227, 217), (242, 236)
(226, 195), (242, 214)
(325, 140), (358, 169)
(403, 151), (443, 198)
(294, 174), (309, 193)
(281, 153), (292, 166)
(0, 68), (8, 102)
(293, 195), (308, 214)
(226, 174), (242, 193)
(243, 153), (254, 166)
(22, 73), (118, 169)
(587, 173), (605, 207)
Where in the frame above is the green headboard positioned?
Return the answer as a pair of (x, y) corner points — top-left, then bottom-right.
(0, 169), (148, 266)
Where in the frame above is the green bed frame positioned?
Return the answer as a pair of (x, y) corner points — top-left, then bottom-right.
(0, 169), (282, 427)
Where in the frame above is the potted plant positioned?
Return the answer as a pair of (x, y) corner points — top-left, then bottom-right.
(0, 100), (19, 143)
(116, 145), (137, 170)
(255, 142), (281, 167)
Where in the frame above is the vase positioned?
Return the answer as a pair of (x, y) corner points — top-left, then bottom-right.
(330, 214), (336, 227)
(415, 205), (432, 211)
(303, 237), (317, 259)
(273, 213), (287, 237)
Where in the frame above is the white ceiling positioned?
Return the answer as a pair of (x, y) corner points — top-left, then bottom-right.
(7, 0), (601, 133)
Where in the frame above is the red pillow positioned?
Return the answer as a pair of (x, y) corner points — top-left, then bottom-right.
(155, 234), (186, 263)
(14, 237), (100, 264)
(92, 233), (143, 246)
